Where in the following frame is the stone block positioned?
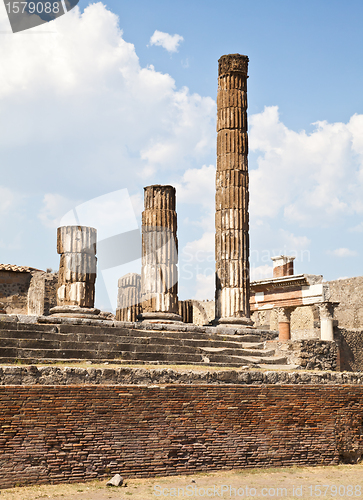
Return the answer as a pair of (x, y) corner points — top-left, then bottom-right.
(217, 130), (248, 156)
(216, 185), (248, 211)
(141, 264), (178, 295)
(57, 226), (97, 255)
(142, 210), (177, 231)
(144, 185), (176, 211)
(142, 231), (178, 264)
(217, 107), (247, 132)
(216, 169), (248, 188)
(217, 89), (247, 110)
(57, 282), (95, 308)
(215, 210), (249, 231)
(58, 253), (97, 284)
(216, 261), (249, 288)
(215, 231), (249, 261)
(216, 154), (249, 172)
(218, 73), (247, 91)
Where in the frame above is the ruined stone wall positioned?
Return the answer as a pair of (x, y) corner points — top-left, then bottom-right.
(335, 328), (363, 372)
(268, 340), (338, 371)
(329, 276), (363, 329)
(28, 271), (58, 316)
(191, 300), (215, 326)
(0, 271), (32, 314)
(1, 382), (363, 488)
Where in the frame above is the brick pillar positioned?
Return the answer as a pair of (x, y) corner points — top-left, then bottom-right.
(140, 185), (182, 323)
(50, 225), (100, 318)
(277, 307), (293, 341)
(116, 273), (141, 322)
(215, 54), (253, 327)
(271, 255), (295, 278)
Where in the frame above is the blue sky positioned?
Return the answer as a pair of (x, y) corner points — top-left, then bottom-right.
(0, 0), (362, 311)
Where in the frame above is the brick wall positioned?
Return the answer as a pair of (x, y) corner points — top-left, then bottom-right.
(0, 384), (363, 489)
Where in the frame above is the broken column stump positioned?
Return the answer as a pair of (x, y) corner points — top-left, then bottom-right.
(116, 273), (141, 322)
(50, 225), (100, 318)
(140, 185), (182, 323)
(215, 54), (253, 327)
(178, 299), (193, 324)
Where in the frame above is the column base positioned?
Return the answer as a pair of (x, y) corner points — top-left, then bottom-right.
(139, 312), (183, 324)
(49, 305), (101, 319)
(217, 316), (254, 328)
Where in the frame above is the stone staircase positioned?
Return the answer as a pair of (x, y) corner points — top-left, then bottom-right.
(0, 316), (291, 368)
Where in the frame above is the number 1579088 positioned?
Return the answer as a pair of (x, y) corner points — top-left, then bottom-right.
(5, 2), (61, 14)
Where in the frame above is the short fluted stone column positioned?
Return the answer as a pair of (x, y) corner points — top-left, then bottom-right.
(140, 185), (182, 323)
(215, 54), (253, 327)
(318, 301), (338, 341)
(51, 225), (99, 318)
(116, 273), (141, 322)
(178, 300), (193, 324)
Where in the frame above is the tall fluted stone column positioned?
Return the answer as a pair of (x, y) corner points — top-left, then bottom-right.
(215, 54), (253, 327)
(50, 225), (100, 318)
(140, 185), (182, 323)
(116, 273), (141, 322)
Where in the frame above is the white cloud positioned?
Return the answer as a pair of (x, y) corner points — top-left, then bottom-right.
(0, 186), (18, 215)
(175, 164), (215, 208)
(0, 3), (215, 198)
(149, 30), (184, 53)
(328, 248), (358, 258)
(348, 222), (363, 232)
(181, 231), (214, 265)
(250, 264), (273, 281)
(38, 193), (78, 228)
(249, 106), (363, 226)
(193, 273), (214, 300)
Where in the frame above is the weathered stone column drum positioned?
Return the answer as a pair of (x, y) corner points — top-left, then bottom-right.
(116, 273), (141, 322)
(141, 185), (182, 322)
(215, 54), (253, 326)
(56, 226), (97, 309)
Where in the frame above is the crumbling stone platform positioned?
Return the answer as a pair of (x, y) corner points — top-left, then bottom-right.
(0, 314), (287, 368)
(0, 313), (339, 370)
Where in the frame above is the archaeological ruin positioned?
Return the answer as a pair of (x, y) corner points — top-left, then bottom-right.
(0, 54), (362, 489)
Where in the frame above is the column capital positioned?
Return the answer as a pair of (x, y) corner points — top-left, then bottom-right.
(318, 301), (339, 319)
(218, 54), (249, 77)
(277, 306), (295, 323)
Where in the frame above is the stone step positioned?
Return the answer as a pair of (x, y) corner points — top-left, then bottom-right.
(0, 336), (275, 358)
(234, 355), (288, 365)
(0, 331), (268, 351)
(0, 357), (251, 368)
(199, 346), (275, 357)
(0, 346), (286, 367)
(0, 325), (271, 346)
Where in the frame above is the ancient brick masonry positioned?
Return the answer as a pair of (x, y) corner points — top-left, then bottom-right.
(56, 226), (97, 308)
(0, 384), (363, 488)
(215, 54), (252, 326)
(141, 185), (182, 321)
